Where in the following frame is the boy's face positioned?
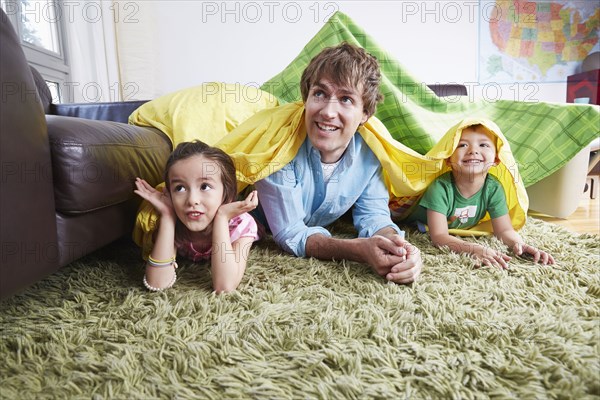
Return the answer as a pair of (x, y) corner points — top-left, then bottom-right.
(304, 78), (368, 163)
(448, 127), (498, 178)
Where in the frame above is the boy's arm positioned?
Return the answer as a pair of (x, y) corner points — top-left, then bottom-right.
(491, 215), (554, 265)
(491, 214), (523, 248)
(427, 209), (511, 269)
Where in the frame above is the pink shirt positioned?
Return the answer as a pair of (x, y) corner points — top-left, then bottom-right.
(175, 213), (259, 262)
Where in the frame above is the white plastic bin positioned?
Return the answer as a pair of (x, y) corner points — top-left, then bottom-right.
(526, 145), (592, 218)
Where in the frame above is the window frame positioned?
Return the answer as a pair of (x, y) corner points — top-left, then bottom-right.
(2, 0), (72, 103)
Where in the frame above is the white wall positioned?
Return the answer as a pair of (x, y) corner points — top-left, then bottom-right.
(115, 0), (572, 103)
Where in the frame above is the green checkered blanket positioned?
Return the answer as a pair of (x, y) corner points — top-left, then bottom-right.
(260, 12), (599, 186)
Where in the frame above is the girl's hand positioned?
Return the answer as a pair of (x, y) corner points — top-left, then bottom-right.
(513, 243), (555, 265)
(216, 190), (259, 221)
(472, 245), (512, 269)
(134, 178), (176, 220)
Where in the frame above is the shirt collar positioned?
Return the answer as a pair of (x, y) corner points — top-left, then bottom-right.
(306, 134), (357, 167)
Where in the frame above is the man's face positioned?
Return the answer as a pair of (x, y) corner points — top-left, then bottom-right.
(304, 78), (368, 163)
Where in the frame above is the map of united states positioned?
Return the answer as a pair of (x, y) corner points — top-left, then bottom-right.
(487, 0), (599, 78)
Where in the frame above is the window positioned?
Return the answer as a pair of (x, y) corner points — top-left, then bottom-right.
(1, 0), (71, 103)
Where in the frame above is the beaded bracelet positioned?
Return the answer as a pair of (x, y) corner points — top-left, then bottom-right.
(143, 254), (178, 291)
(143, 271), (177, 292)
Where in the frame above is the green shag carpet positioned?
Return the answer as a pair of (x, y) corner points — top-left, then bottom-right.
(1, 218), (599, 399)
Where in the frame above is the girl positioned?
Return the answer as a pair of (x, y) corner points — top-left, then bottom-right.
(134, 140), (259, 293)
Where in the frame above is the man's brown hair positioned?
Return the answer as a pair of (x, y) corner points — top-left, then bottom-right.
(300, 42), (384, 118)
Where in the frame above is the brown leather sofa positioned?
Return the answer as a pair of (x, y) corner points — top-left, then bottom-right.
(0, 9), (171, 298)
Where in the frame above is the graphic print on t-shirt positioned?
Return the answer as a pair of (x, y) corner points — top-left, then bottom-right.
(449, 205), (478, 225)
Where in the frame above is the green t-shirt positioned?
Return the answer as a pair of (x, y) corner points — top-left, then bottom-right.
(410, 172), (508, 230)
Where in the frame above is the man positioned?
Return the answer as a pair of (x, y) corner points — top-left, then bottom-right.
(253, 43), (422, 284)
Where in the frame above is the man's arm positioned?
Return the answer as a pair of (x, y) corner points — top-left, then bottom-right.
(351, 167), (404, 239)
(254, 163), (331, 257)
(305, 233), (404, 267)
(305, 227), (422, 284)
(346, 163), (423, 283)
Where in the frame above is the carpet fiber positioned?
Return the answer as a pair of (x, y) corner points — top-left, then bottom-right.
(1, 218), (599, 399)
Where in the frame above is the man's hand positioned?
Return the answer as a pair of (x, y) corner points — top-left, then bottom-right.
(357, 234), (406, 275)
(383, 234), (422, 284)
(359, 233), (422, 284)
(305, 229), (423, 285)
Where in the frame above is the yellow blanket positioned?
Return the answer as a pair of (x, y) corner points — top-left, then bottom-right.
(216, 101), (528, 235)
(129, 82), (279, 146)
(133, 101), (527, 250)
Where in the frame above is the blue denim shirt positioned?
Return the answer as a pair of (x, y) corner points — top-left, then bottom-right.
(254, 134), (403, 257)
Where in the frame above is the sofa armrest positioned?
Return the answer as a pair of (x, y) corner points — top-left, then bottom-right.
(49, 100), (149, 123)
(47, 115), (172, 215)
(1, 8), (59, 298)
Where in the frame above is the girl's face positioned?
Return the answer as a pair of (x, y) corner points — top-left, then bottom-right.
(167, 155), (225, 233)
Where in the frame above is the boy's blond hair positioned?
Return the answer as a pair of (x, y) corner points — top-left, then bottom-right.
(461, 124), (499, 151)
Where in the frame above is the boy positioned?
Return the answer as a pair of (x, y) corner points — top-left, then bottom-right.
(411, 123), (554, 268)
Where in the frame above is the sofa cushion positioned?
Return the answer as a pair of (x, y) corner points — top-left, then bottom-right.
(47, 115), (171, 214)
